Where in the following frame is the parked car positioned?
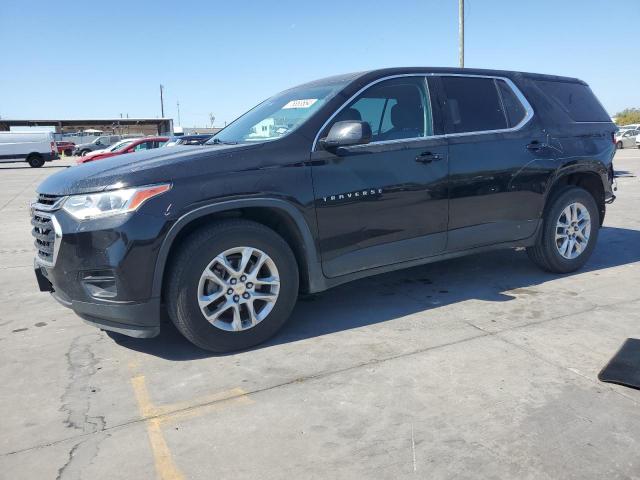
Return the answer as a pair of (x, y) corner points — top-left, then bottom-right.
(73, 135), (123, 156)
(618, 123), (640, 131)
(164, 134), (213, 146)
(0, 131), (58, 167)
(76, 137), (168, 164)
(615, 129), (639, 149)
(55, 141), (76, 156)
(77, 138), (139, 162)
(32, 67), (616, 352)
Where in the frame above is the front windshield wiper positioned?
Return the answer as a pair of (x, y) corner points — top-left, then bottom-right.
(208, 138), (238, 145)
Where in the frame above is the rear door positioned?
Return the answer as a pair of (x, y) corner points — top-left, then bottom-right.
(433, 75), (554, 251)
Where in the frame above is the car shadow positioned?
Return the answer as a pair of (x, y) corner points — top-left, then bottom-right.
(108, 226), (640, 360)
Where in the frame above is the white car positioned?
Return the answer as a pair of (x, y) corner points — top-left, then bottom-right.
(0, 131), (58, 167)
(91, 138), (138, 155)
(615, 129), (639, 149)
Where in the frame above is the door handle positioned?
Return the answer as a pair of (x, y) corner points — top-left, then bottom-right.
(415, 152), (443, 164)
(526, 141), (548, 152)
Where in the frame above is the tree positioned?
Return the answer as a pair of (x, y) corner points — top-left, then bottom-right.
(614, 108), (640, 126)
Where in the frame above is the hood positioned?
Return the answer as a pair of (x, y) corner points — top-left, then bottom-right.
(37, 143), (263, 196)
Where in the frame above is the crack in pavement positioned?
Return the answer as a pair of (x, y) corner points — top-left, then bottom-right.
(54, 333), (107, 479)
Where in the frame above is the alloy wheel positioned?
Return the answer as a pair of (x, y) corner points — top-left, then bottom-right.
(555, 202), (591, 260)
(197, 246), (280, 331)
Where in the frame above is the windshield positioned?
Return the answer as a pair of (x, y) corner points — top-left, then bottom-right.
(109, 140), (134, 152)
(206, 81), (348, 145)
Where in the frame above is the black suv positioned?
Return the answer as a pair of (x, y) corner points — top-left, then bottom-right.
(32, 68), (616, 352)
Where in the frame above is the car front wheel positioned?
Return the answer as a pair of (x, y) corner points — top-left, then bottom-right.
(166, 220), (299, 352)
(527, 186), (599, 273)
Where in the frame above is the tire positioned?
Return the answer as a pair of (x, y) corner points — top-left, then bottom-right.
(166, 219), (299, 352)
(64, 149), (73, 156)
(27, 153), (44, 168)
(527, 186), (599, 274)
(616, 141), (623, 149)
(80, 149), (90, 156)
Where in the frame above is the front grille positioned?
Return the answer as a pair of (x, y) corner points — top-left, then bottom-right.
(37, 194), (59, 207)
(31, 212), (55, 263)
(31, 194), (64, 265)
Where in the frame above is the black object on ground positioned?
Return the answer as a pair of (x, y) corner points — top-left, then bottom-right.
(598, 338), (640, 390)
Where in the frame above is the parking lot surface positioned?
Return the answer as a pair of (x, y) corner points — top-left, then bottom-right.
(1, 151), (639, 479)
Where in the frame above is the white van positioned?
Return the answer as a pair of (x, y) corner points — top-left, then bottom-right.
(0, 131), (58, 167)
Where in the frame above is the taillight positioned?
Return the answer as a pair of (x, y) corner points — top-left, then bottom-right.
(50, 141), (56, 153)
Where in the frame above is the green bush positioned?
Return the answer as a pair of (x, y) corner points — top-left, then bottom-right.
(615, 108), (640, 126)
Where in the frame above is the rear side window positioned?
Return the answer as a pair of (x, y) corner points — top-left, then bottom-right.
(535, 80), (610, 122)
(496, 80), (526, 127)
(440, 77), (508, 133)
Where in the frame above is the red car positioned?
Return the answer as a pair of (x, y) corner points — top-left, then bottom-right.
(77, 137), (168, 164)
(55, 141), (76, 156)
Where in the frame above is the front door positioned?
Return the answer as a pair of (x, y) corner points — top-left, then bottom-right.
(310, 76), (449, 278)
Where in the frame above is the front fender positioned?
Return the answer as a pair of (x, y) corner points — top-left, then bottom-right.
(151, 197), (326, 299)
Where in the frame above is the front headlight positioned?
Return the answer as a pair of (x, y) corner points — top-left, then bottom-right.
(62, 184), (171, 220)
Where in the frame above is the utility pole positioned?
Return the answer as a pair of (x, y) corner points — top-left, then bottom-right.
(458, 0), (464, 68)
(159, 84), (165, 118)
(176, 100), (181, 126)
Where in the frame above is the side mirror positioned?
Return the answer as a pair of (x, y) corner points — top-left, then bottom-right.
(320, 121), (372, 150)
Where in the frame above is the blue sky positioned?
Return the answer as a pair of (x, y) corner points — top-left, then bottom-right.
(1, 0), (638, 127)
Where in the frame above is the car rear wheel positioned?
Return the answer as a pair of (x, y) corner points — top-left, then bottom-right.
(26, 153), (44, 168)
(527, 186), (599, 273)
(166, 219), (299, 352)
(616, 141), (623, 149)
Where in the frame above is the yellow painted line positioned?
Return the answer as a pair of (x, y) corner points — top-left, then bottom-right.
(131, 376), (184, 480)
(146, 418), (184, 480)
(165, 388), (252, 423)
(130, 374), (252, 480)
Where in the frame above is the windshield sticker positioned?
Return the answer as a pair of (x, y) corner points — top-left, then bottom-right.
(283, 99), (318, 109)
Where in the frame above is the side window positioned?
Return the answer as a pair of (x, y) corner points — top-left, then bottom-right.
(348, 97), (386, 136)
(534, 80), (610, 122)
(134, 141), (152, 151)
(440, 76), (508, 133)
(496, 80), (527, 127)
(325, 77), (433, 142)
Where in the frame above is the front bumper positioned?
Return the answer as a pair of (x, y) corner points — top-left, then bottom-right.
(33, 206), (170, 338)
